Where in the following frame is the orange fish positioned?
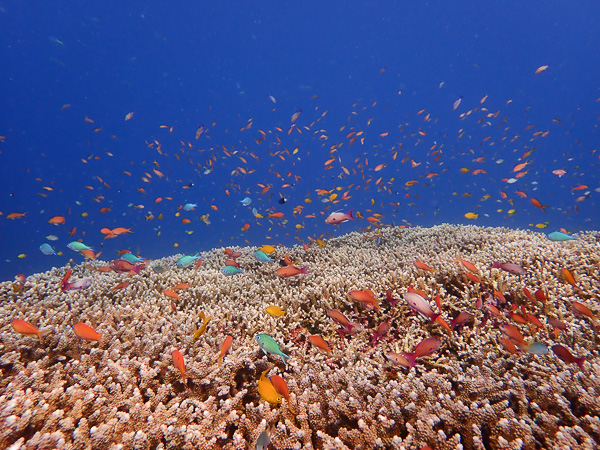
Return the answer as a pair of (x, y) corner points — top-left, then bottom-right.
(561, 267), (577, 289)
(308, 334), (332, 353)
(218, 335), (233, 364)
(111, 227), (132, 235)
(456, 258), (478, 273)
(48, 216), (66, 225)
(347, 290), (380, 310)
(172, 349), (186, 382)
(529, 198), (548, 212)
(11, 319), (49, 340)
(414, 261), (434, 272)
(112, 281), (130, 290)
(268, 212), (284, 219)
(163, 289), (180, 299)
(73, 323), (102, 342)
(572, 184), (588, 191)
(275, 265), (309, 277)
(172, 283), (189, 291)
(6, 212), (27, 219)
(535, 65), (549, 74)
(269, 374), (295, 413)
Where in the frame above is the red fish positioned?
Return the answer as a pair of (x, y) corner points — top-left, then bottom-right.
(270, 374), (296, 413)
(413, 261), (434, 272)
(450, 312), (472, 330)
(388, 337), (441, 369)
(551, 344), (586, 372)
(370, 322), (390, 344)
(327, 310), (361, 334)
(308, 334), (332, 353)
(385, 289), (401, 307)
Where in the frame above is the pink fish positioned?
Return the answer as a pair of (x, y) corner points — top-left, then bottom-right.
(325, 209), (354, 224)
(60, 270), (92, 292)
(109, 259), (145, 274)
(404, 292), (440, 322)
(492, 261), (526, 275)
(551, 344), (586, 372)
(499, 324), (525, 345)
(552, 168), (566, 177)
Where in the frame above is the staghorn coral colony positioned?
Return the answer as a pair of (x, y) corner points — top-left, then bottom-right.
(1, 224), (599, 450)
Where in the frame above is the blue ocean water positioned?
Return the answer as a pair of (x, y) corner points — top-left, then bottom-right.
(1, 1), (599, 281)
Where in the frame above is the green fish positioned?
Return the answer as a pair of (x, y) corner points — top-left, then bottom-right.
(547, 231), (577, 242)
(67, 241), (93, 252)
(256, 333), (290, 368)
(152, 265), (167, 273)
(176, 253), (200, 268)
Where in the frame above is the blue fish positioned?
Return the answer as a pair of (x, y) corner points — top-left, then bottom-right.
(254, 250), (273, 263)
(547, 231), (577, 241)
(121, 253), (145, 263)
(183, 203), (197, 211)
(221, 266), (244, 275)
(39, 243), (56, 255)
(240, 197), (252, 206)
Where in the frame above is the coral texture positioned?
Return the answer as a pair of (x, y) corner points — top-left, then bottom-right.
(1, 224), (599, 449)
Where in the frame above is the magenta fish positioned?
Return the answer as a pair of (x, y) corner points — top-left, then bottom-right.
(110, 259), (145, 274)
(325, 209), (353, 224)
(551, 344), (586, 372)
(404, 292), (440, 322)
(492, 261), (526, 275)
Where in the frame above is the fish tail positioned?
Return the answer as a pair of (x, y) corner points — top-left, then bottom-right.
(280, 352), (291, 368)
(430, 313), (441, 323)
(576, 357), (586, 372)
(491, 261), (501, 269)
(347, 209), (354, 220)
(132, 264), (144, 275)
(299, 266), (309, 274)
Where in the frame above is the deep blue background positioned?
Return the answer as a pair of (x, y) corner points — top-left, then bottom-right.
(1, 1), (599, 280)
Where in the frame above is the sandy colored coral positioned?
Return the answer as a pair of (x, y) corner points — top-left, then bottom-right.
(1, 224), (599, 449)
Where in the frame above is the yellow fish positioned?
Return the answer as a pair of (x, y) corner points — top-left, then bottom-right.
(265, 306), (285, 317)
(532, 223), (548, 229)
(193, 312), (211, 339)
(464, 212), (478, 219)
(507, 209), (516, 216)
(258, 371), (281, 405)
(258, 244), (276, 254)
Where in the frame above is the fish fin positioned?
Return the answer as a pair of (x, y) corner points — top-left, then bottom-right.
(576, 357), (587, 373)
(299, 266), (309, 274)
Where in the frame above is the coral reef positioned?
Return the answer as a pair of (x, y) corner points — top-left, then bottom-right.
(1, 224), (599, 449)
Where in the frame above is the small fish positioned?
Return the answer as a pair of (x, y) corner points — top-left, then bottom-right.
(254, 250), (273, 263)
(450, 311), (472, 330)
(325, 209), (353, 224)
(370, 322), (390, 344)
(172, 349), (186, 382)
(347, 290), (380, 310)
(120, 253), (145, 263)
(67, 241), (93, 252)
(110, 259), (145, 274)
(308, 334), (332, 353)
(265, 305), (285, 317)
(256, 429), (271, 450)
(269, 374), (295, 413)
(152, 265), (167, 273)
(258, 244), (276, 254)
(384, 289), (401, 307)
(404, 292), (440, 322)
(464, 212), (478, 219)
(492, 261), (526, 275)
(551, 344), (586, 372)
(275, 265), (308, 277)
(183, 203), (197, 211)
(221, 266), (244, 275)
(73, 323), (102, 342)
(561, 267), (578, 289)
(46, 235), (59, 241)
(547, 231), (576, 241)
(527, 342), (549, 355)
(193, 312), (211, 339)
(257, 370), (281, 405)
(177, 254), (201, 268)
(327, 309), (361, 334)
(499, 324), (525, 345)
(11, 319), (50, 340)
(256, 333), (291, 368)
(39, 243), (56, 255)
(218, 335), (233, 364)
(61, 270), (92, 292)
(413, 261), (434, 272)
(240, 197), (252, 206)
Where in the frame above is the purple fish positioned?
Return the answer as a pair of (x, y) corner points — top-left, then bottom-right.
(404, 292), (440, 322)
(492, 261), (526, 275)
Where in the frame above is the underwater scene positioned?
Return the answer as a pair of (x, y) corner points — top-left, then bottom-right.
(1, 2), (599, 449)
